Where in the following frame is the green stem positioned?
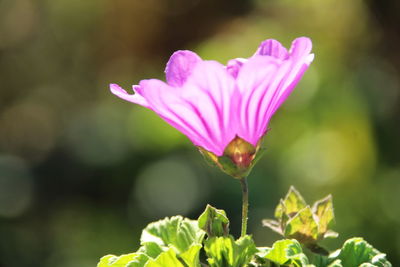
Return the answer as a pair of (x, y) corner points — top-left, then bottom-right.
(240, 177), (249, 238)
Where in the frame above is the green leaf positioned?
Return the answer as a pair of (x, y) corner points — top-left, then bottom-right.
(140, 216), (205, 254)
(235, 235), (259, 266)
(332, 237), (392, 267)
(145, 248), (185, 267)
(198, 204), (229, 237)
(312, 195), (335, 237)
(137, 242), (164, 259)
(282, 186), (307, 217)
(127, 254), (151, 267)
(284, 206), (319, 244)
(97, 253), (142, 267)
(204, 235), (257, 267)
(179, 244), (202, 267)
(274, 199), (286, 219)
(262, 239), (310, 266)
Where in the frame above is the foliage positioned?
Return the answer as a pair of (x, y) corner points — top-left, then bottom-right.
(262, 186), (338, 249)
(97, 187), (391, 267)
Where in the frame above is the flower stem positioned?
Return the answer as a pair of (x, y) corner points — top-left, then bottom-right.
(239, 177), (249, 238)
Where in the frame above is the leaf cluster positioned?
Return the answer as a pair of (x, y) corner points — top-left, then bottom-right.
(97, 187), (392, 267)
(263, 186), (338, 253)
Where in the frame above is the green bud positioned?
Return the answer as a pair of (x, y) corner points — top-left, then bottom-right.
(199, 136), (265, 179)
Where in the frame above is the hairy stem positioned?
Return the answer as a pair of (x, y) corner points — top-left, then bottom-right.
(240, 177), (249, 238)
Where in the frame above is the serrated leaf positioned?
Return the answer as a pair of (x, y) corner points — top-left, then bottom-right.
(140, 216), (205, 254)
(198, 205), (229, 237)
(283, 186), (307, 217)
(333, 238), (392, 267)
(313, 195), (335, 237)
(262, 239), (310, 266)
(284, 206), (319, 244)
(97, 253), (141, 267)
(145, 248), (185, 267)
(204, 235), (257, 267)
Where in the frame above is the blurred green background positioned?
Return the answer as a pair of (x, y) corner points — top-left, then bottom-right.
(0, 0), (399, 266)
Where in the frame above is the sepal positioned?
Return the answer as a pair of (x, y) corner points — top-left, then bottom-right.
(199, 136), (264, 179)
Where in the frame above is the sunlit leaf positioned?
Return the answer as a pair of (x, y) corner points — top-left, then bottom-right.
(137, 242), (164, 259)
(145, 248), (185, 267)
(284, 206), (319, 244)
(262, 239), (310, 266)
(274, 199), (286, 219)
(179, 244), (202, 267)
(204, 235), (257, 267)
(331, 237), (392, 267)
(97, 253), (142, 267)
(282, 186), (307, 216)
(140, 216), (205, 254)
(127, 253), (150, 267)
(198, 204), (229, 237)
(313, 195), (335, 237)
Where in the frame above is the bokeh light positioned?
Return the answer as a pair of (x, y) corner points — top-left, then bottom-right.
(132, 157), (207, 219)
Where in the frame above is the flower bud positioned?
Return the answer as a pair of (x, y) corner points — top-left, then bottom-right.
(199, 136), (263, 179)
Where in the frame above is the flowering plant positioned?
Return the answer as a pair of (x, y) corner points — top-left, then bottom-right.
(98, 37), (392, 267)
(111, 37), (313, 179)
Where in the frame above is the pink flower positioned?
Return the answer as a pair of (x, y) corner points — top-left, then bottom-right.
(111, 37), (313, 177)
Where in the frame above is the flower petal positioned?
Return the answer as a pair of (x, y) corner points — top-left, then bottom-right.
(226, 58), (247, 78)
(110, 83), (150, 108)
(255, 39), (289, 60)
(181, 60), (238, 155)
(236, 55), (285, 145)
(269, 37), (314, 115)
(236, 37), (313, 145)
(288, 37), (313, 61)
(140, 60), (237, 156)
(137, 79), (216, 151)
(164, 50), (202, 87)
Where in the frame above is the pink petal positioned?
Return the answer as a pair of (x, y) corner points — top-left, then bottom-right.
(226, 58), (247, 78)
(236, 55), (285, 145)
(110, 84), (150, 108)
(137, 79), (215, 151)
(269, 37), (314, 115)
(139, 61), (237, 156)
(164, 50), (202, 87)
(181, 60), (238, 155)
(288, 37), (313, 61)
(236, 38), (314, 145)
(255, 39), (289, 60)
